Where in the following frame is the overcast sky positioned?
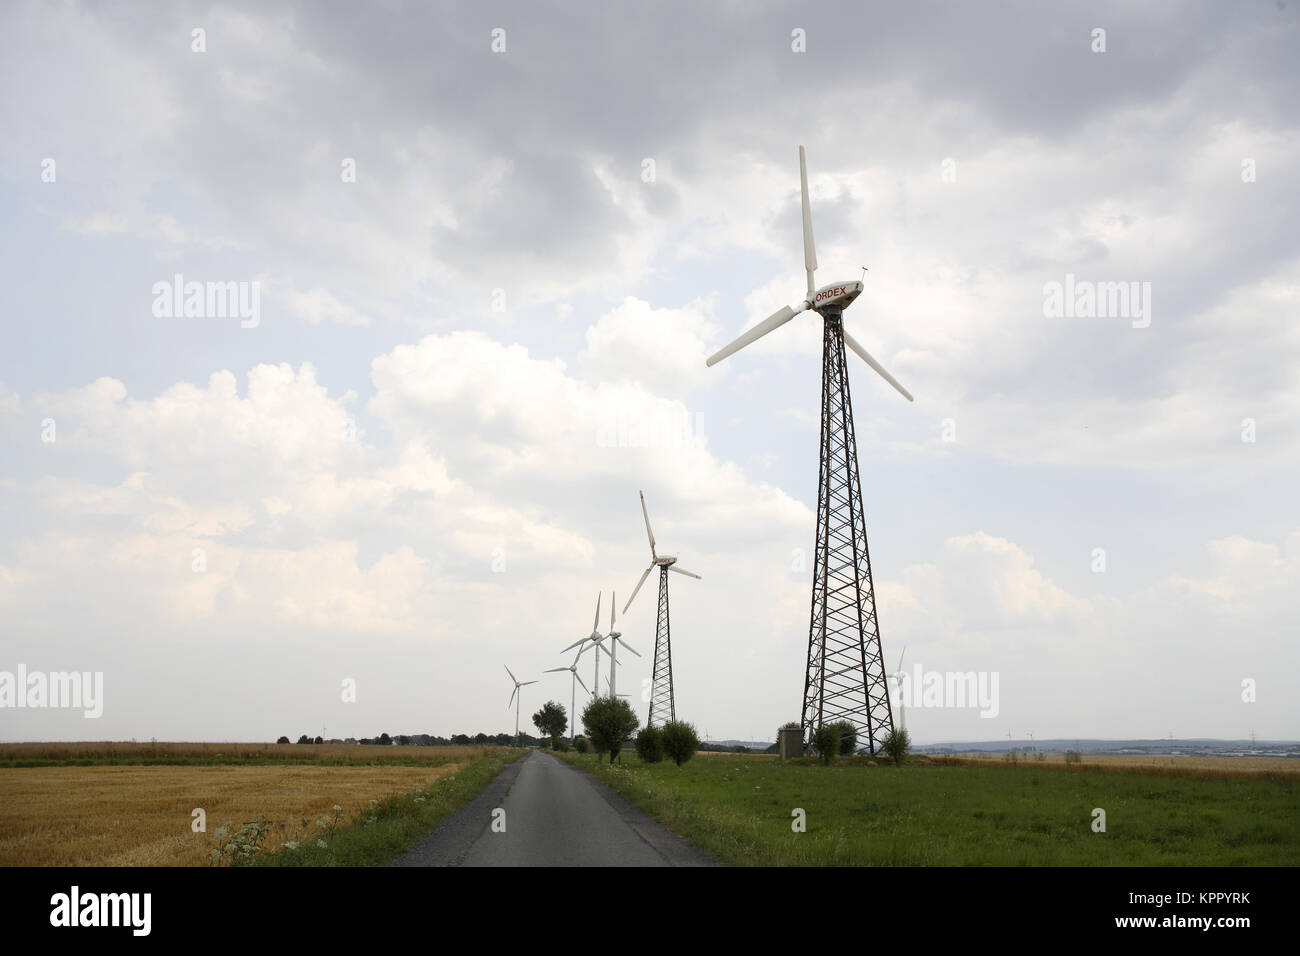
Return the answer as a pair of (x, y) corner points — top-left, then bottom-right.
(1, 1), (1297, 744)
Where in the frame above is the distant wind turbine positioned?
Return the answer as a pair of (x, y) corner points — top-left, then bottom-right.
(504, 665), (537, 746)
(562, 593), (606, 703)
(545, 651), (589, 745)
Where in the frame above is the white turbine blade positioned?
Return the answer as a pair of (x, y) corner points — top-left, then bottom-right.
(667, 565), (701, 580)
(617, 637), (641, 658)
(522, 680), (538, 687)
(800, 145), (817, 295)
(575, 672), (589, 694)
(610, 591), (617, 631)
(508, 686), (517, 708)
(544, 666), (569, 673)
(561, 636), (588, 653)
(504, 664), (517, 683)
(639, 490), (657, 559)
(842, 328), (914, 402)
(570, 650), (583, 668)
(592, 592), (601, 633)
(896, 645), (908, 672)
(705, 304), (799, 368)
(623, 565), (654, 613)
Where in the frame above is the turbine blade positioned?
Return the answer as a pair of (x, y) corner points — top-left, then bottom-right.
(522, 680), (537, 686)
(544, 667), (569, 673)
(639, 491), (657, 559)
(617, 638), (641, 658)
(623, 565), (654, 613)
(897, 645), (907, 671)
(705, 304), (799, 368)
(504, 665), (517, 683)
(842, 328), (914, 402)
(610, 591), (616, 631)
(561, 637), (588, 653)
(592, 592), (601, 632)
(575, 672), (589, 694)
(667, 565), (701, 579)
(800, 145), (817, 294)
(508, 686), (516, 708)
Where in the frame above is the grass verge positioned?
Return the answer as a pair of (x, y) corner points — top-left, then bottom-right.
(242, 748), (526, 866)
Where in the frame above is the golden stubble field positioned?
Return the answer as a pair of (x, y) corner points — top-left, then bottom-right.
(0, 741), (498, 764)
(0, 743), (511, 866)
(950, 752), (1300, 775)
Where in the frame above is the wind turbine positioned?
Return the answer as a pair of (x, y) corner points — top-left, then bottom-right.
(545, 651), (589, 746)
(705, 146), (912, 755)
(624, 491), (699, 725)
(562, 593), (606, 703)
(505, 666), (537, 746)
(888, 646), (908, 731)
(605, 591), (640, 700)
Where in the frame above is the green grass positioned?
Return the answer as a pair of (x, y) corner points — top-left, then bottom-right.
(241, 749), (526, 866)
(559, 752), (1300, 865)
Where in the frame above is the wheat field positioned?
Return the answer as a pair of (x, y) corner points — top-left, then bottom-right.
(0, 762), (467, 865)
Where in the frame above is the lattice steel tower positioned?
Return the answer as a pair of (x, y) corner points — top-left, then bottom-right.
(647, 567), (675, 724)
(801, 309), (893, 753)
(705, 146), (914, 755)
(623, 491), (700, 726)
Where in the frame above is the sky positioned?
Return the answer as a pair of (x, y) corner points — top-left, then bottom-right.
(1, 0), (1297, 745)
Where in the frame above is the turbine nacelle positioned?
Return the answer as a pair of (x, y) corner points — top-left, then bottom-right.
(703, 147), (914, 405)
(808, 280), (863, 313)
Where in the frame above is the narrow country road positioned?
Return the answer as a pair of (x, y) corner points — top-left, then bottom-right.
(393, 750), (717, 867)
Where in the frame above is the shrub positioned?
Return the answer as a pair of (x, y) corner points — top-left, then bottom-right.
(831, 720), (858, 755)
(882, 727), (911, 765)
(811, 724), (840, 765)
(660, 720), (700, 766)
(636, 726), (665, 763)
(573, 736), (590, 754)
(1065, 750), (1082, 765)
(581, 696), (639, 764)
(276, 736), (290, 745)
(532, 701), (568, 748)
(553, 738), (571, 752)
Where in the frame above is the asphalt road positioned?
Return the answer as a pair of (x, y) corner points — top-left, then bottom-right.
(393, 750), (717, 867)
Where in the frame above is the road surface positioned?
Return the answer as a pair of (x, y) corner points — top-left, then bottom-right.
(394, 750), (717, 867)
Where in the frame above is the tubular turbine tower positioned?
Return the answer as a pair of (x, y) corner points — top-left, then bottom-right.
(706, 146), (914, 754)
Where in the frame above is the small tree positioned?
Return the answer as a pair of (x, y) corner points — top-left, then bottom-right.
(636, 726), (664, 763)
(811, 723), (839, 765)
(660, 720), (700, 767)
(831, 720), (857, 755)
(882, 727), (911, 765)
(582, 696), (639, 764)
(532, 701), (568, 748)
(314, 735), (324, 745)
(276, 736), (290, 744)
(378, 732), (391, 746)
(296, 734), (311, 745)
(573, 735), (590, 754)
